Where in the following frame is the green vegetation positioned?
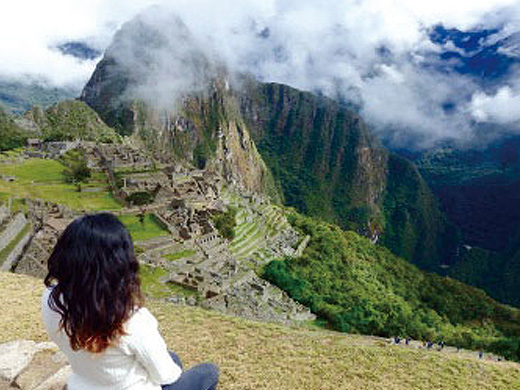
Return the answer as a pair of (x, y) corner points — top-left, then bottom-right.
(0, 107), (28, 151)
(126, 191), (154, 206)
(213, 207), (237, 240)
(0, 158), (120, 211)
(60, 149), (91, 191)
(3, 271), (520, 390)
(381, 154), (459, 270)
(241, 81), (453, 270)
(26, 100), (119, 142)
(118, 213), (169, 241)
(449, 244), (520, 309)
(263, 212), (520, 361)
(163, 250), (197, 261)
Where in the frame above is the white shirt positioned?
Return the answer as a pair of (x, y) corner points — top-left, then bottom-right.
(41, 288), (182, 390)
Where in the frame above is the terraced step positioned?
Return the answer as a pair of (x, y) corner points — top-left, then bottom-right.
(232, 230), (266, 260)
(135, 236), (179, 252)
(231, 222), (259, 247)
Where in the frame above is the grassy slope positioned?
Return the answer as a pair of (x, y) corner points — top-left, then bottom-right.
(26, 100), (120, 143)
(118, 214), (169, 242)
(0, 158), (121, 211)
(2, 272), (519, 390)
(0, 107), (29, 151)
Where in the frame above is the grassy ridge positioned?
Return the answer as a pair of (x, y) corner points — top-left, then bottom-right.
(26, 100), (120, 143)
(263, 212), (520, 361)
(1, 271), (519, 390)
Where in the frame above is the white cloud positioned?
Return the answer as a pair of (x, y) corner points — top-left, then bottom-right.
(2, 0), (520, 147)
(471, 86), (520, 124)
(0, 0), (157, 87)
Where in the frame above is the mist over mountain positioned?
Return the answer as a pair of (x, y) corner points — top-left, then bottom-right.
(3, 1), (520, 150)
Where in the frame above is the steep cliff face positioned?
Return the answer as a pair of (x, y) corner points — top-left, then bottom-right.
(239, 81), (388, 230)
(239, 81), (453, 269)
(80, 11), (276, 198)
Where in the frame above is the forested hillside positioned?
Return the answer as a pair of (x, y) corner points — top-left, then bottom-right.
(240, 81), (456, 270)
(264, 212), (520, 361)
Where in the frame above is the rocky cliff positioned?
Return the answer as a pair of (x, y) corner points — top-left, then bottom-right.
(239, 81), (454, 269)
(80, 11), (276, 199)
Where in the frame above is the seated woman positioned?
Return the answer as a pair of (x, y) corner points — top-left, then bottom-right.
(42, 212), (219, 390)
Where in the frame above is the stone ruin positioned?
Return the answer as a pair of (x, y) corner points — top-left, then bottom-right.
(161, 231), (316, 324)
(12, 200), (75, 279)
(0, 138), (317, 326)
(0, 340), (69, 390)
(24, 140), (80, 160)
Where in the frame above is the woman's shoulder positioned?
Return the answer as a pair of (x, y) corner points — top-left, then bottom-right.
(41, 286), (55, 313)
(124, 307), (158, 334)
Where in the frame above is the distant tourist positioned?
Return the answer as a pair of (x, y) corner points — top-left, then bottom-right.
(479, 351), (484, 359)
(42, 213), (219, 390)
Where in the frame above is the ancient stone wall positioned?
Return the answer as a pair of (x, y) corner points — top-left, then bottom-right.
(1, 232), (32, 272)
(0, 205), (10, 226)
(0, 213), (27, 253)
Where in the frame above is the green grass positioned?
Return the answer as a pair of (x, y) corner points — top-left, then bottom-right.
(0, 223), (30, 267)
(0, 158), (121, 211)
(2, 271), (520, 390)
(118, 214), (169, 242)
(0, 194), (26, 214)
(139, 264), (197, 299)
(163, 250), (197, 261)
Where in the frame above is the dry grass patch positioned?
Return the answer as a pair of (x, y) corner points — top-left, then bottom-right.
(1, 272), (519, 390)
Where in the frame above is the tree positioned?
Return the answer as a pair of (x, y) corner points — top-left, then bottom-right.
(61, 149), (91, 192)
(126, 191), (154, 225)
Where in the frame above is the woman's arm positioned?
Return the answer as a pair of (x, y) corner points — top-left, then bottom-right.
(126, 308), (182, 385)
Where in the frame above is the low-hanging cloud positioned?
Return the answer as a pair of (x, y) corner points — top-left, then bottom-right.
(471, 84), (520, 124)
(3, 0), (520, 148)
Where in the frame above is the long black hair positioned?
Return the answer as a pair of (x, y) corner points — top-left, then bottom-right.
(44, 212), (143, 353)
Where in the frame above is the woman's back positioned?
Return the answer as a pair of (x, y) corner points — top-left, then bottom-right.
(42, 287), (181, 390)
(42, 213), (218, 390)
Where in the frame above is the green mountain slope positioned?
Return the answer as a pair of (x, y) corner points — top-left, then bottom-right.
(239, 81), (454, 270)
(263, 212), (520, 361)
(25, 100), (120, 143)
(0, 79), (76, 114)
(0, 107), (30, 151)
(413, 140), (520, 306)
(416, 141), (520, 253)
